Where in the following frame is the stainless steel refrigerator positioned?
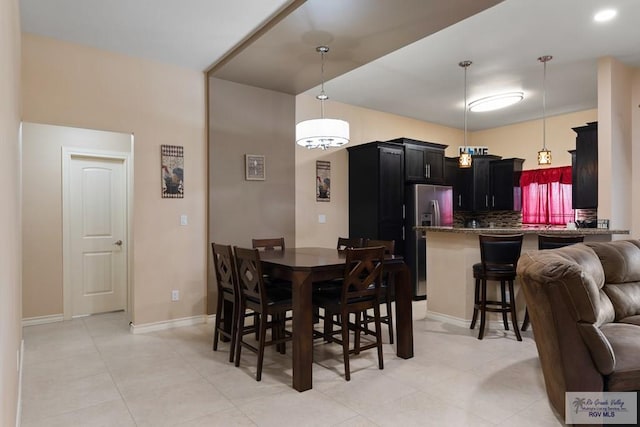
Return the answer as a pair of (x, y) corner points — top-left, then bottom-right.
(405, 184), (453, 299)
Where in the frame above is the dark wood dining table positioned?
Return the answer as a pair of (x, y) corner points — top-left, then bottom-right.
(258, 247), (414, 392)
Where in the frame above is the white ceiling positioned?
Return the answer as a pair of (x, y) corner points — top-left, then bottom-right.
(20, 0), (640, 131)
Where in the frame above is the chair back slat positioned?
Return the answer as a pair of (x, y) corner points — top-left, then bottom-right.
(341, 246), (385, 303)
(234, 247), (267, 305)
(337, 237), (363, 251)
(211, 243), (238, 295)
(479, 234), (523, 269)
(252, 237), (285, 251)
(365, 239), (395, 255)
(538, 234), (584, 250)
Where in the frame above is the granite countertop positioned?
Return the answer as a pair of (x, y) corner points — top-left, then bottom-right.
(415, 226), (630, 235)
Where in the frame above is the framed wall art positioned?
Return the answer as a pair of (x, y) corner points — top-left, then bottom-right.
(245, 154), (265, 181)
(316, 160), (331, 202)
(161, 145), (184, 198)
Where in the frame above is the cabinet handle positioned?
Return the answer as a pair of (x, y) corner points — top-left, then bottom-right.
(458, 194), (462, 207)
(425, 164), (430, 178)
(485, 195), (489, 207)
(492, 196), (495, 207)
(402, 226), (405, 240)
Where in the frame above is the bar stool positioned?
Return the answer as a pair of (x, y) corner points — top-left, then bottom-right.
(520, 234), (585, 331)
(470, 234), (524, 341)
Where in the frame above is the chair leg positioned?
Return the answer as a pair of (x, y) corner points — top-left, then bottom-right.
(478, 279), (487, 340)
(324, 308), (335, 342)
(228, 303), (238, 363)
(341, 311), (351, 381)
(374, 304), (384, 371)
(212, 296), (223, 351)
(470, 277), (480, 330)
(256, 312), (268, 381)
(354, 311), (361, 355)
(508, 280), (522, 341)
(521, 308), (530, 331)
(234, 305), (245, 367)
(386, 297), (394, 344)
(500, 281), (509, 330)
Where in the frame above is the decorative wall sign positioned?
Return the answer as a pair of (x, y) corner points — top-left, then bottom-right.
(245, 154), (265, 181)
(316, 160), (331, 202)
(161, 145), (184, 198)
(458, 146), (489, 155)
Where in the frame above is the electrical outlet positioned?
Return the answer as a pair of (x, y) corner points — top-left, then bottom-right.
(171, 290), (179, 301)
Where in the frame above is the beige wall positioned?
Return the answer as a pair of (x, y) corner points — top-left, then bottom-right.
(598, 57), (634, 234)
(633, 69), (640, 239)
(294, 94), (463, 247)
(22, 34), (207, 325)
(22, 123), (132, 318)
(207, 77), (295, 312)
(0, 0), (21, 423)
(472, 109), (598, 169)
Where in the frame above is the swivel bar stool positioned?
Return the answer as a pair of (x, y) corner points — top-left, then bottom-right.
(470, 234), (524, 341)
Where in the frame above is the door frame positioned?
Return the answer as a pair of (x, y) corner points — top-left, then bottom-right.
(62, 146), (134, 320)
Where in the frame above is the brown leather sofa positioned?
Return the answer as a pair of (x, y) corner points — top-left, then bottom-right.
(517, 239), (640, 421)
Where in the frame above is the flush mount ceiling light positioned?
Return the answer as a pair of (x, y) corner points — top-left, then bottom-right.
(296, 46), (349, 150)
(537, 55), (553, 166)
(458, 60), (473, 168)
(468, 92), (524, 112)
(594, 9), (617, 22)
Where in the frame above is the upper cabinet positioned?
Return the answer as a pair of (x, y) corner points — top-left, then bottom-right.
(452, 155), (524, 212)
(572, 122), (598, 209)
(387, 138), (447, 184)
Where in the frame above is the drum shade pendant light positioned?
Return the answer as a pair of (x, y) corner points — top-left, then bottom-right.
(296, 46), (349, 150)
(537, 55), (553, 165)
(458, 60), (473, 168)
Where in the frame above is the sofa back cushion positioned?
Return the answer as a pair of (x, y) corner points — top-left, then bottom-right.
(587, 240), (640, 321)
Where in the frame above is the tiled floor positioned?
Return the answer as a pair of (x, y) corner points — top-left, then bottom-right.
(21, 304), (565, 426)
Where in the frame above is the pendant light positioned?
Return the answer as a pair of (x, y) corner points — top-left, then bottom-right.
(458, 60), (473, 168)
(296, 46), (350, 150)
(537, 55), (553, 165)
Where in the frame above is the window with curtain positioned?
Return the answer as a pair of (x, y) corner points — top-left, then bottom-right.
(520, 166), (574, 225)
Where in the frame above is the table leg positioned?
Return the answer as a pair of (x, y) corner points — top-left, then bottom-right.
(393, 263), (414, 359)
(291, 270), (313, 391)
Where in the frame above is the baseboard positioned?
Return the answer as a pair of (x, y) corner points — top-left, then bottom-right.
(130, 315), (207, 334)
(206, 314), (216, 324)
(22, 314), (64, 327)
(16, 339), (24, 427)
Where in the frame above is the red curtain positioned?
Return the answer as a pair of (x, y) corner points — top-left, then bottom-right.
(521, 166), (574, 225)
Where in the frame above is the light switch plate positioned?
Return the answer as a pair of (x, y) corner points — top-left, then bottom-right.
(318, 214), (326, 224)
(180, 214), (188, 226)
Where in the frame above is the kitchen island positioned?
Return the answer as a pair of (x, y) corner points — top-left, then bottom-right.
(416, 226), (630, 326)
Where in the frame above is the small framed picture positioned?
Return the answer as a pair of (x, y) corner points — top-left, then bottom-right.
(316, 160), (330, 202)
(245, 154), (265, 181)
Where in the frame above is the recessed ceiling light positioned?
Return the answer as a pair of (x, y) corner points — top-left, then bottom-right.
(468, 92), (524, 112)
(594, 9), (617, 22)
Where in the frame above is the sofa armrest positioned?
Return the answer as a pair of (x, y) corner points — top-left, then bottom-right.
(577, 322), (616, 375)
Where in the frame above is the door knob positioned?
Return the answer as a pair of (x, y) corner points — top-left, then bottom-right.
(114, 240), (123, 246)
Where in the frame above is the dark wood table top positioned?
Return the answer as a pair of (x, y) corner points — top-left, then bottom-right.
(259, 247), (404, 270)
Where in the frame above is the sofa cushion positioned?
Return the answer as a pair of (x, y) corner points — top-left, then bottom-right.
(600, 322), (640, 391)
(619, 315), (640, 326)
(587, 241), (640, 320)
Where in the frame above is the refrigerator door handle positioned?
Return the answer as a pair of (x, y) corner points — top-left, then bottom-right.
(432, 200), (441, 227)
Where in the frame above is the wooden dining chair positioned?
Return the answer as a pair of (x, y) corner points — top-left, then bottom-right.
(251, 237), (285, 251)
(364, 239), (396, 344)
(233, 246), (292, 381)
(337, 237), (363, 251)
(312, 246), (385, 381)
(211, 243), (239, 362)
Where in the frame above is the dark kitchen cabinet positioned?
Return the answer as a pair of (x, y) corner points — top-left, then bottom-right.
(387, 138), (447, 184)
(453, 155), (502, 212)
(348, 142), (405, 253)
(444, 157), (459, 186)
(490, 158), (525, 211)
(572, 122), (598, 209)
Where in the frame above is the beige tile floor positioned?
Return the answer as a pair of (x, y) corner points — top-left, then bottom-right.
(21, 304), (565, 426)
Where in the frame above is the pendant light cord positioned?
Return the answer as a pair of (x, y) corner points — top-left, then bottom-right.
(539, 55), (552, 151)
(316, 46), (329, 119)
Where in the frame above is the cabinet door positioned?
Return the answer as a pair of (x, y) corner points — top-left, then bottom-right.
(490, 159), (524, 211)
(404, 144), (427, 182)
(424, 148), (445, 184)
(472, 158), (491, 211)
(574, 123), (598, 209)
(454, 167), (473, 211)
(378, 146), (405, 251)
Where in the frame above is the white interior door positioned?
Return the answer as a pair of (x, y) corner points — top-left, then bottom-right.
(69, 155), (127, 316)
